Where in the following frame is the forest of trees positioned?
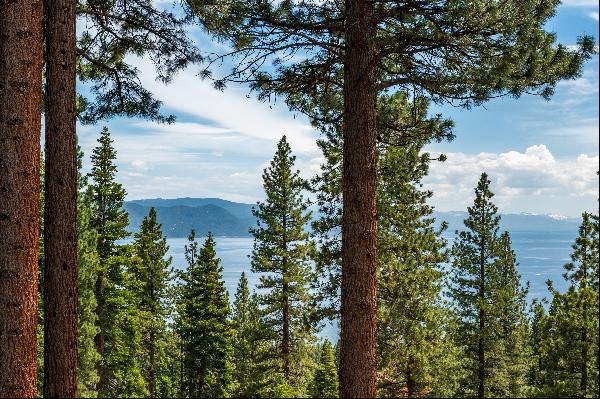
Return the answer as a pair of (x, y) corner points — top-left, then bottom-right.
(0, 0), (598, 397)
(31, 129), (600, 398)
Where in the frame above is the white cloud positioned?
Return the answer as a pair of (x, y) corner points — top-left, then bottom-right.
(590, 11), (599, 20)
(424, 145), (599, 216)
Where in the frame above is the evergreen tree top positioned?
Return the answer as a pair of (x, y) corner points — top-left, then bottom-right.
(90, 127), (119, 180)
(88, 126), (130, 254)
(187, 0), (595, 121)
(461, 173), (501, 242)
(563, 212), (599, 291)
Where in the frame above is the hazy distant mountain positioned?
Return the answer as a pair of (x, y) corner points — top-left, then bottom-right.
(125, 198), (255, 237)
(125, 197), (582, 238)
(432, 211), (581, 234)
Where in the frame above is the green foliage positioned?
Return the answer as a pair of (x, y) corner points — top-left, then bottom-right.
(250, 136), (316, 394)
(88, 127), (143, 397)
(177, 231), (234, 397)
(311, 91), (454, 318)
(308, 340), (339, 398)
(75, 0), (202, 123)
(376, 142), (465, 398)
(488, 232), (531, 397)
(231, 272), (274, 397)
(102, 248), (148, 398)
(131, 207), (174, 397)
(529, 213), (599, 398)
(187, 0), (594, 126)
(37, 153), (45, 396)
(77, 149), (101, 397)
(88, 127), (130, 261)
(450, 173), (530, 397)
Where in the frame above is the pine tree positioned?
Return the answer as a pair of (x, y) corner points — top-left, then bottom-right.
(488, 232), (530, 397)
(0, 3), (43, 396)
(187, 0), (593, 393)
(527, 299), (548, 396)
(376, 141), (465, 398)
(87, 126), (131, 394)
(534, 213), (599, 397)
(308, 340), (339, 398)
(311, 92), (462, 397)
(96, 245), (147, 397)
(177, 231), (233, 397)
(131, 207), (173, 397)
(231, 272), (274, 397)
(450, 173), (503, 398)
(76, 149), (101, 397)
(250, 135), (316, 392)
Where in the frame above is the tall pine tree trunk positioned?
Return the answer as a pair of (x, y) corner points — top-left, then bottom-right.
(580, 235), (589, 396)
(478, 241), (486, 399)
(282, 279), (290, 378)
(281, 220), (290, 378)
(0, 1), (43, 396)
(43, 0), (78, 395)
(339, 0), (377, 395)
(407, 356), (417, 398)
(149, 329), (156, 398)
(94, 273), (105, 393)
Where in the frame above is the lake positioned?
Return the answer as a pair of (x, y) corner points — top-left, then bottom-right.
(160, 230), (577, 342)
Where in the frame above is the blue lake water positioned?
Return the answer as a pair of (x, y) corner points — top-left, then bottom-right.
(162, 230), (578, 343)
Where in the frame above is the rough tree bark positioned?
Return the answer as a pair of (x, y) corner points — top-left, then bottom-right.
(0, 0), (43, 397)
(339, 0), (377, 395)
(43, 0), (78, 395)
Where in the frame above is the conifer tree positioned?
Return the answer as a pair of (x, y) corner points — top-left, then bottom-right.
(231, 272), (274, 397)
(311, 92), (462, 396)
(76, 149), (101, 397)
(527, 299), (549, 395)
(87, 126), (131, 394)
(308, 340), (339, 398)
(102, 248), (148, 397)
(250, 135), (316, 391)
(186, 0), (594, 393)
(376, 142), (465, 398)
(534, 213), (599, 397)
(131, 207), (173, 398)
(489, 232), (530, 397)
(450, 173), (502, 398)
(177, 231), (233, 397)
(75, 0), (202, 124)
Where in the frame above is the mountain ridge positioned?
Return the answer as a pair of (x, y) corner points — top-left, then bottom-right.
(125, 197), (582, 238)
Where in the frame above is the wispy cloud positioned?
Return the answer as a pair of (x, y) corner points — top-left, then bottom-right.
(132, 55), (320, 155)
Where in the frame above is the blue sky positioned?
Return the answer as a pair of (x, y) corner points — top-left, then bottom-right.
(77, 1), (599, 217)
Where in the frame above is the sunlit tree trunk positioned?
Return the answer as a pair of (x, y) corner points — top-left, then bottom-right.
(339, 0), (377, 395)
(0, 0), (43, 396)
